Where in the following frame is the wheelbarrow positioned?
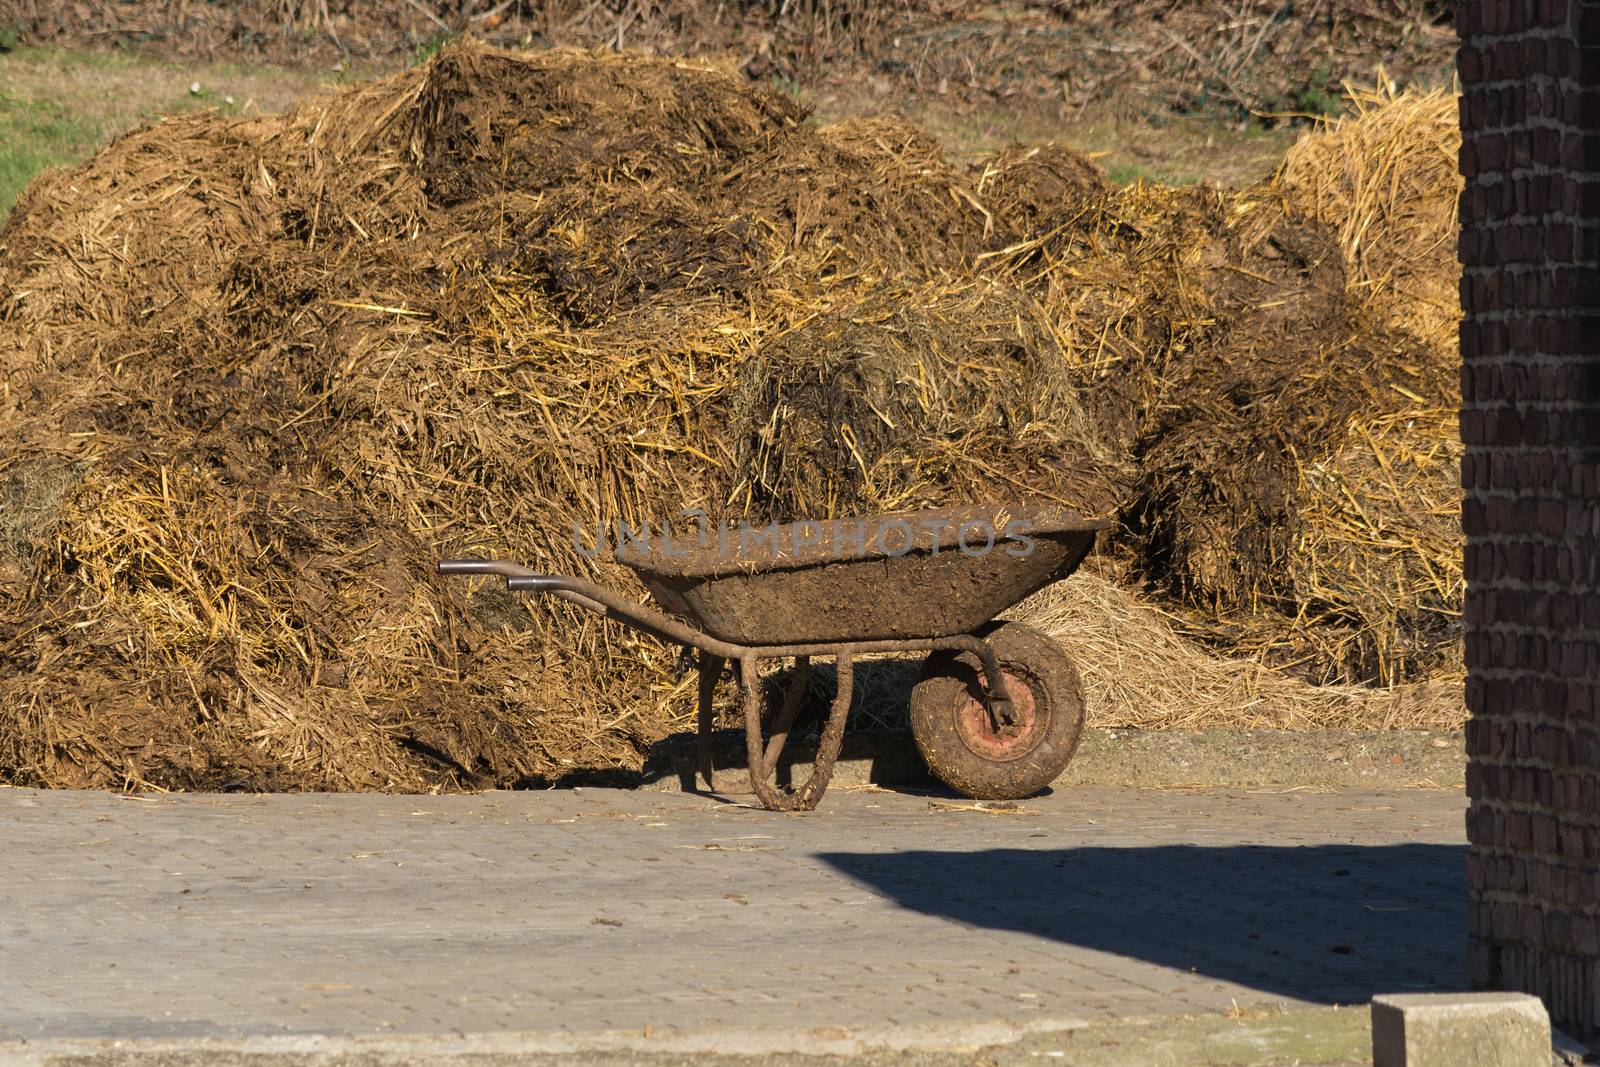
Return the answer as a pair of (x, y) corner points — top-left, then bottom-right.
(438, 504), (1108, 811)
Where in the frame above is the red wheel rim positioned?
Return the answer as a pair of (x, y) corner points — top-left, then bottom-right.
(954, 668), (1046, 762)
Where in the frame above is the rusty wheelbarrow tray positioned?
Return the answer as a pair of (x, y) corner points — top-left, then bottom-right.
(439, 504), (1109, 811)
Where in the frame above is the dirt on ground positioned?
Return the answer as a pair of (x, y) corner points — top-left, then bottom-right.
(7, 0), (1456, 120)
(0, 39), (1463, 792)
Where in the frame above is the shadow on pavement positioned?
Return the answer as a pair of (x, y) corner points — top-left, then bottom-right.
(818, 843), (1466, 1004)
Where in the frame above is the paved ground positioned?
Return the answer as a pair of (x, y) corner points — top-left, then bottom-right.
(0, 784), (1466, 1061)
(651, 728), (1466, 793)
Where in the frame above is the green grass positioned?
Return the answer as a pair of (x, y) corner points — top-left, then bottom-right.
(0, 45), (338, 224)
(410, 32), (457, 66)
(0, 90), (99, 216)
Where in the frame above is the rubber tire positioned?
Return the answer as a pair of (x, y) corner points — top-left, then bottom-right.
(910, 621), (1085, 800)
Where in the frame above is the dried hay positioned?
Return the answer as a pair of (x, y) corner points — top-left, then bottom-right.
(973, 144), (1112, 247)
(1274, 81), (1463, 354)
(0, 42), (1465, 793)
(1267, 85), (1464, 681)
(0, 42), (1106, 791)
(1009, 574), (1462, 731)
(985, 86), (1465, 688)
(1125, 262), (1461, 685)
(1008, 182), (1357, 453)
(1258, 83), (1463, 684)
(728, 277), (1130, 522)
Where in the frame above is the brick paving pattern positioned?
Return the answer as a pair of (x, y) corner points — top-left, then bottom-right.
(0, 785), (1465, 1042)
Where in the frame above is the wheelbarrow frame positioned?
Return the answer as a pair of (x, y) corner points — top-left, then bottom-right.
(436, 560), (1018, 811)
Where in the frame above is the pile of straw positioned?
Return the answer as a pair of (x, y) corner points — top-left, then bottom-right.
(1230, 82), (1463, 684)
(1009, 575), (1461, 732)
(1275, 81), (1463, 354)
(983, 145), (1462, 685)
(1254, 83), (1464, 683)
(0, 42), (1464, 791)
(729, 278), (1128, 522)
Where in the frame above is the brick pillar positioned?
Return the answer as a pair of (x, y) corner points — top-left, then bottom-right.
(1459, 0), (1600, 1040)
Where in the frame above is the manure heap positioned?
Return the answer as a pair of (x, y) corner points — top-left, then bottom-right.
(0, 43), (1462, 791)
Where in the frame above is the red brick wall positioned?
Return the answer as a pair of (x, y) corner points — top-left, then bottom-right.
(1460, 0), (1600, 1038)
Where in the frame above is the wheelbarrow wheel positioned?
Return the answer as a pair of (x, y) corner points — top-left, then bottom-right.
(910, 621), (1085, 801)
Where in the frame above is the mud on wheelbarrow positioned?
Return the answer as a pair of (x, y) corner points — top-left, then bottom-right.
(438, 505), (1109, 811)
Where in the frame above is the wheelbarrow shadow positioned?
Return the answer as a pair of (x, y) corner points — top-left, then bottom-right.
(816, 842), (1467, 1005)
(521, 658), (1044, 796)
(642, 656), (946, 794)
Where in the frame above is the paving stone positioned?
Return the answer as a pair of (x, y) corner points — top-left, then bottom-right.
(0, 785), (1466, 1043)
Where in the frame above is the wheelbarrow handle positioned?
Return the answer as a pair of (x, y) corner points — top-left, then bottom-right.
(438, 559), (540, 579)
(436, 559), (746, 659)
(436, 559), (1016, 725)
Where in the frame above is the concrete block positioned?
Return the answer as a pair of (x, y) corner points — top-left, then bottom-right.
(1372, 992), (1551, 1067)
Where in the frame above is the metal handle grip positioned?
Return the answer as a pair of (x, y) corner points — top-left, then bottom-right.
(438, 559), (541, 579)
(436, 558), (745, 659)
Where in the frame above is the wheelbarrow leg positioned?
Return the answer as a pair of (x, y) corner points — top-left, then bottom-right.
(740, 652), (851, 811)
(762, 655), (812, 777)
(695, 653), (726, 792)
